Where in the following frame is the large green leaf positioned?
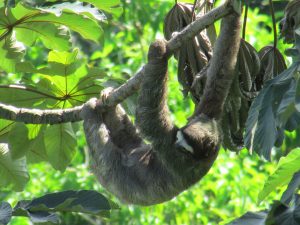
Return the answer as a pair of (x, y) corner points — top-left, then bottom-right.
(0, 202), (12, 225)
(14, 190), (114, 215)
(40, 2), (107, 21)
(0, 120), (14, 143)
(226, 211), (267, 225)
(84, 0), (123, 17)
(0, 34), (25, 73)
(15, 23), (71, 51)
(37, 50), (81, 76)
(26, 125), (48, 164)
(0, 84), (58, 108)
(25, 9), (103, 43)
(0, 49), (103, 108)
(12, 190), (116, 223)
(245, 63), (299, 159)
(0, 144), (29, 191)
(265, 200), (300, 225)
(44, 123), (77, 171)
(258, 148), (300, 203)
(281, 171), (300, 204)
(8, 123), (30, 159)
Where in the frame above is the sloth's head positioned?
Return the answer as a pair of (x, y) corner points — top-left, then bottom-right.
(175, 115), (221, 160)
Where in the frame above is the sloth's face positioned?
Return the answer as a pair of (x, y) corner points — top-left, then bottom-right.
(175, 130), (194, 154)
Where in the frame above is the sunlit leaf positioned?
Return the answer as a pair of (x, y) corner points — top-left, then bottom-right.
(0, 34), (25, 73)
(44, 123), (77, 171)
(0, 84), (58, 108)
(8, 123), (30, 159)
(39, 2), (106, 21)
(258, 148), (300, 203)
(15, 23), (71, 51)
(0, 143), (29, 191)
(38, 50), (81, 76)
(84, 0), (123, 17)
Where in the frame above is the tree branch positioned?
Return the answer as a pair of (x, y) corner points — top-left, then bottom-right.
(0, 0), (236, 124)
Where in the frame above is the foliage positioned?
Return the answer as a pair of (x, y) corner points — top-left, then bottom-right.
(0, 0), (300, 224)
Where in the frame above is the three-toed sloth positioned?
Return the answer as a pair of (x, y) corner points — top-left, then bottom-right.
(81, 14), (241, 206)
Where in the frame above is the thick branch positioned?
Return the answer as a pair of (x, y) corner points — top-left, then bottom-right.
(0, 0), (236, 124)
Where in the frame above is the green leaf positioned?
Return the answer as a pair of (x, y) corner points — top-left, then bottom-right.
(258, 148), (300, 203)
(44, 123), (77, 171)
(0, 202), (12, 225)
(226, 211), (267, 225)
(281, 171), (300, 204)
(13, 190), (115, 222)
(0, 120), (14, 143)
(26, 126), (48, 164)
(26, 9), (103, 43)
(295, 72), (300, 112)
(8, 123), (30, 159)
(0, 143), (29, 191)
(38, 50), (81, 76)
(40, 2), (107, 21)
(245, 64), (299, 159)
(265, 200), (300, 225)
(0, 34), (25, 73)
(15, 22), (71, 51)
(0, 84), (58, 108)
(84, 0), (123, 17)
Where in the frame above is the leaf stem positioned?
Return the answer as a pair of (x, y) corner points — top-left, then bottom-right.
(242, 0), (248, 40)
(269, 0), (277, 48)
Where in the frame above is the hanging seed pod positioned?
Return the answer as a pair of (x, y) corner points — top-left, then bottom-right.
(236, 39), (261, 98)
(279, 0), (300, 44)
(255, 46), (287, 90)
(163, 3), (212, 96)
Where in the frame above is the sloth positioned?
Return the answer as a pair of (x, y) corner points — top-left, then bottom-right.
(81, 13), (241, 206)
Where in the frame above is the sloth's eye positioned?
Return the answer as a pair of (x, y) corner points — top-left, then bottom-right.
(175, 131), (194, 154)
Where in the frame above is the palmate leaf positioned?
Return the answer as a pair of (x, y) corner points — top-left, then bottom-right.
(0, 50), (104, 108)
(245, 63), (299, 160)
(0, 84), (58, 108)
(8, 123), (30, 159)
(12, 190), (117, 223)
(0, 144), (29, 191)
(258, 148), (300, 203)
(25, 126), (48, 164)
(15, 22), (71, 51)
(44, 123), (77, 172)
(12, 4), (103, 43)
(40, 2), (107, 22)
(0, 2), (105, 72)
(0, 33), (25, 73)
(84, 0), (123, 17)
(0, 119), (14, 143)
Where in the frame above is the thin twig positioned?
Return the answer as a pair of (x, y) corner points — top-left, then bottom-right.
(242, 0), (248, 40)
(269, 0), (277, 48)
